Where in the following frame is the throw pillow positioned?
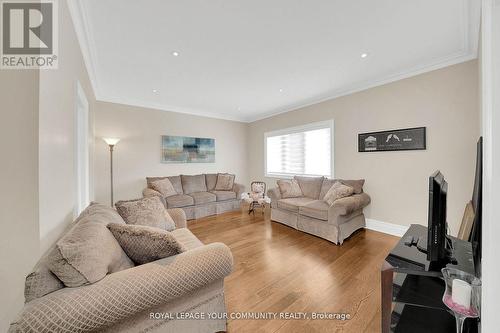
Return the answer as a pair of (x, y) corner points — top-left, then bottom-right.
(47, 221), (134, 287)
(340, 179), (365, 194)
(108, 223), (186, 265)
(150, 177), (177, 197)
(215, 173), (235, 191)
(323, 182), (354, 206)
(277, 179), (303, 198)
(115, 197), (176, 231)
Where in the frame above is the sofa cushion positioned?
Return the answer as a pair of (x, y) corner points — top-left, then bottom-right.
(277, 179), (303, 198)
(115, 197), (176, 231)
(324, 182), (354, 206)
(166, 194), (195, 208)
(189, 191), (217, 205)
(300, 200), (329, 221)
(340, 179), (365, 194)
(147, 176), (183, 194)
(107, 223), (185, 265)
(181, 174), (207, 194)
(150, 178), (177, 198)
(171, 228), (204, 250)
(294, 176), (324, 199)
(205, 173), (218, 191)
(319, 178), (338, 200)
(47, 220), (134, 287)
(215, 173), (235, 191)
(277, 197), (315, 213)
(210, 190), (237, 201)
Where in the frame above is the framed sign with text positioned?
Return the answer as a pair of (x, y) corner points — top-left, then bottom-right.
(358, 127), (426, 152)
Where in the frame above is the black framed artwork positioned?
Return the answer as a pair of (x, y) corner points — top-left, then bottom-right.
(358, 127), (426, 152)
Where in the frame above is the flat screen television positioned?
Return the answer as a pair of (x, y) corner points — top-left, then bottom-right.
(427, 170), (452, 262)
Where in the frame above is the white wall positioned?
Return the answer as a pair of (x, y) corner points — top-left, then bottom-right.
(0, 70), (40, 331)
(94, 102), (248, 204)
(38, 0), (95, 252)
(480, 0), (500, 330)
(248, 61), (480, 234)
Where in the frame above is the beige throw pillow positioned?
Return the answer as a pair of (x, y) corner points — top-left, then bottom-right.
(215, 173), (235, 191)
(150, 178), (177, 197)
(108, 223), (186, 265)
(277, 179), (303, 198)
(115, 197), (176, 231)
(323, 182), (354, 206)
(340, 179), (365, 194)
(47, 221), (134, 287)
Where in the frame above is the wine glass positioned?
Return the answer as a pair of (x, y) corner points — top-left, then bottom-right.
(441, 268), (481, 333)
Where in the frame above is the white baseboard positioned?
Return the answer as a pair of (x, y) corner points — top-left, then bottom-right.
(365, 219), (409, 237)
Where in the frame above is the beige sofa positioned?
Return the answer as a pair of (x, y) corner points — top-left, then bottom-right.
(143, 174), (244, 220)
(268, 176), (371, 244)
(10, 203), (233, 333)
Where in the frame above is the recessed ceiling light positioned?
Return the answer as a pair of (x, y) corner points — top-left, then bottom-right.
(361, 53), (368, 58)
(279, 88), (283, 93)
(172, 51), (180, 57)
(152, 89), (158, 93)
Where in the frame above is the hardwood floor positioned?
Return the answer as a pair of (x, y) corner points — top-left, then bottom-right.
(189, 210), (399, 333)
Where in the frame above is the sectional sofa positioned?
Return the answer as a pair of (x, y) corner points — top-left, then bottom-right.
(9, 202), (233, 333)
(268, 176), (371, 244)
(143, 174), (245, 220)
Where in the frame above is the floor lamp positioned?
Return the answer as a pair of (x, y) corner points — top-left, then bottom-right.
(103, 138), (120, 207)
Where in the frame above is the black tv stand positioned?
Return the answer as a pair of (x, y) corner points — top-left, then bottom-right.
(404, 234), (458, 266)
(381, 224), (478, 332)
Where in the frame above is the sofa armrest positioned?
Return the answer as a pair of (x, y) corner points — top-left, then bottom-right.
(232, 183), (245, 198)
(9, 243), (233, 333)
(142, 188), (166, 206)
(267, 187), (281, 207)
(167, 208), (187, 228)
(328, 193), (371, 219)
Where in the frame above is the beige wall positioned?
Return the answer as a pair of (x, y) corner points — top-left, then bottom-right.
(38, 0), (96, 252)
(248, 61), (480, 234)
(0, 1), (95, 329)
(0, 70), (40, 331)
(94, 102), (248, 204)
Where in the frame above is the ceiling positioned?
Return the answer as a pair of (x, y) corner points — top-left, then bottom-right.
(69, 0), (480, 122)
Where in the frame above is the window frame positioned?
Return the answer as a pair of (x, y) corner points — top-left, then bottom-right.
(264, 119), (334, 179)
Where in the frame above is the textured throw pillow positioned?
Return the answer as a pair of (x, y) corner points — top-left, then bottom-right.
(323, 182), (354, 206)
(108, 223), (186, 265)
(277, 179), (303, 198)
(150, 178), (177, 197)
(340, 179), (365, 194)
(115, 197), (176, 231)
(47, 221), (134, 287)
(215, 173), (235, 191)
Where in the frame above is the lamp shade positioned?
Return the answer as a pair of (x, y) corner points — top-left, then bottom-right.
(103, 137), (120, 146)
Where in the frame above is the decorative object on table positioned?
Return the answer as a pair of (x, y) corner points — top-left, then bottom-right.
(441, 267), (481, 333)
(241, 181), (270, 215)
(358, 127), (426, 152)
(103, 137), (120, 207)
(161, 135), (215, 163)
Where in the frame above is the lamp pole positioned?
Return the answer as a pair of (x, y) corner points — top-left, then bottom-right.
(103, 138), (120, 207)
(109, 144), (115, 207)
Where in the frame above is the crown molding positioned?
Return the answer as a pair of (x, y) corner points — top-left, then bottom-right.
(97, 96), (247, 123)
(67, 0), (102, 99)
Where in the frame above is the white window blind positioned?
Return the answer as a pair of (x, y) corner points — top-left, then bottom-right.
(265, 121), (333, 178)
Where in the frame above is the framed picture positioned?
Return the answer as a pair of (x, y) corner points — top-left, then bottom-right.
(161, 135), (215, 163)
(358, 127), (426, 152)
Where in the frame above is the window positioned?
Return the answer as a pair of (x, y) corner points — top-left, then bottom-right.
(265, 120), (334, 178)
